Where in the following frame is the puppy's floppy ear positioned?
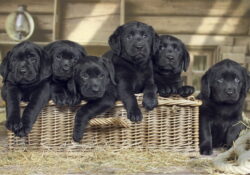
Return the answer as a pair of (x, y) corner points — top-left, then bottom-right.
(43, 42), (54, 56)
(75, 42), (88, 58)
(80, 48), (87, 58)
(181, 44), (190, 72)
(0, 51), (11, 82)
(241, 67), (250, 96)
(100, 56), (116, 86)
(109, 26), (123, 56)
(37, 47), (52, 80)
(200, 69), (211, 99)
(67, 68), (77, 95)
(149, 26), (160, 55)
(67, 78), (77, 96)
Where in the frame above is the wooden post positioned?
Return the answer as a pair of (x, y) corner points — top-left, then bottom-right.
(52, 0), (61, 41)
(120, 0), (125, 25)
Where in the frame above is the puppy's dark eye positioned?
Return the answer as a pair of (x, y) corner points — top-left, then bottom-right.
(27, 53), (35, 58)
(142, 34), (148, 38)
(81, 73), (89, 80)
(172, 44), (179, 51)
(174, 46), (179, 51)
(234, 78), (240, 83)
(217, 78), (224, 83)
(98, 74), (104, 79)
(72, 56), (78, 63)
(127, 34), (133, 40)
(56, 55), (62, 60)
(159, 45), (165, 50)
(30, 57), (37, 63)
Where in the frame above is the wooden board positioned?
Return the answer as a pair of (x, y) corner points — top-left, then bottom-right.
(126, 16), (249, 35)
(85, 45), (110, 56)
(163, 34), (234, 46)
(0, 32), (52, 43)
(126, 0), (250, 17)
(60, 0), (120, 43)
(0, 0), (54, 14)
(222, 53), (246, 63)
(0, 14), (53, 31)
(220, 46), (248, 54)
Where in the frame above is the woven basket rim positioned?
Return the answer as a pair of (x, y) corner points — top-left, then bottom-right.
(19, 95), (201, 107)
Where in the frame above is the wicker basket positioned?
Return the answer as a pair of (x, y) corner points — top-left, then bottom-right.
(7, 95), (201, 154)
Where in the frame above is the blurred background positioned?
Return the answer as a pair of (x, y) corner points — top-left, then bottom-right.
(0, 0), (250, 114)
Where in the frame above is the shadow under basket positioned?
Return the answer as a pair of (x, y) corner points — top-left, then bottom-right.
(7, 95), (202, 154)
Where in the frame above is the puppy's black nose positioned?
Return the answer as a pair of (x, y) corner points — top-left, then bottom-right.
(20, 68), (27, 74)
(62, 59), (72, 71)
(225, 88), (234, 96)
(135, 45), (143, 51)
(92, 85), (100, 92)
(62, 65), (70, 71)
(166, 55), (174, 61)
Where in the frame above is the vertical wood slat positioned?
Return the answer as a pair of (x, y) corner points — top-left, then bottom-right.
(52, 0), (61, 41)
(119, 0), (125, 25)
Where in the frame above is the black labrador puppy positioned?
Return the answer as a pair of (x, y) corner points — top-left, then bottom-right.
(104, 21), (160, 122)
(44, 40), (87, 106)
(0, 41), (51, 137)
(68, 56), (117, 142)
(198, 59), (249, 155)
(153, 35), (194, 97)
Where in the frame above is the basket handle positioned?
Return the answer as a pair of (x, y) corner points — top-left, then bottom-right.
(88, 117), (130, 128)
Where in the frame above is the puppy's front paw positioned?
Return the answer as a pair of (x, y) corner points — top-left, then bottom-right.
(15, 126), (31, 137)
(73, 129), (83, 143)
(6, 117), (22, 133)
(127, 107), (143, 122)
(158, 87), (172, 97)
(52, 93), (67, 106)
(143, 93), (158, 110)
(178, 86), (195, 97)
(68, 95), (81, 106)
(200, 145), (213, 155)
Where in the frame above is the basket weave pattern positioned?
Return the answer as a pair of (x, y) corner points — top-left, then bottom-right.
(8, 95), (201, 153)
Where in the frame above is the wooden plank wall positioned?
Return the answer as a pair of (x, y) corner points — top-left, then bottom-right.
(0, 0), (54, 42)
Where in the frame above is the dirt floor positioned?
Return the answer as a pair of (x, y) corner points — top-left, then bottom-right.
(0, 111), (226, 175)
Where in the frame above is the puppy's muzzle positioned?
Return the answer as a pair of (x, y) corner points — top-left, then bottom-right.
(135, 45), (144, 52)
(91, 84), (100, 92)
(62, 60), (72, 71)
(62, 65), (71, 71)
(18, 61), (28, 73)
(225, 88), (235, 96)
(20, 68), (27, 74)
(166, 55), (174, 61)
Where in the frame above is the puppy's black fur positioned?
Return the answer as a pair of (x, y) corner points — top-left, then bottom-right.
(44, 40), (87, 106)
(104, 21), (160, 122)
(68, 56), (117, 142)
(198, 59), (249, 155)
(153, 35), (194, 97)
(0, 41), (51, 137)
